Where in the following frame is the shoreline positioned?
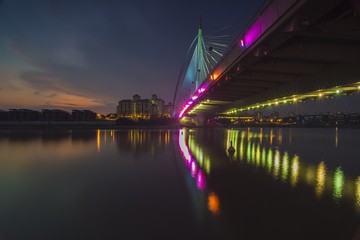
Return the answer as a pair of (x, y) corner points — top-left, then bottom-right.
(1, 122), (360, 130)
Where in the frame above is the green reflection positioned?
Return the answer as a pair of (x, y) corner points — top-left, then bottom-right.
(333, 167), (344, 200)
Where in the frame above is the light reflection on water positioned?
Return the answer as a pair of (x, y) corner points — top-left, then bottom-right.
(1, 128), (360, 239)
(223, 128), (360, 212)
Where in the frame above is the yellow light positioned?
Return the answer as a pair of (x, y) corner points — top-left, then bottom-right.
(319, 93), (323, 97)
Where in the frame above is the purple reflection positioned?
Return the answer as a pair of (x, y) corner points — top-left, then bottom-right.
(191, 161), (197, 177)
(178, 129), (207, 190)
(196, 170), (206, 189)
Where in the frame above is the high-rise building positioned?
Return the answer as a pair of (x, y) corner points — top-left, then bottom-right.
(116, 94), (171, 119)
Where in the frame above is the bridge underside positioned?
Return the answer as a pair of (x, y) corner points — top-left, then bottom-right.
(190, 0), (360, 115)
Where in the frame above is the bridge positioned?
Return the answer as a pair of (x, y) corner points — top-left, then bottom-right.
(173, 0), (360, 124)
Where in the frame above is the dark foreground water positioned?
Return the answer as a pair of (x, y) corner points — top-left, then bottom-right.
(0, 128), (360, 239)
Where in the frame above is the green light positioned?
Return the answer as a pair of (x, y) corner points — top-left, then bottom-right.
(336, 89), (340, 94)
(333, 167), (344, 200)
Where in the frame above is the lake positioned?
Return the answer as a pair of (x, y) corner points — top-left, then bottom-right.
(0, 127), (359, 239)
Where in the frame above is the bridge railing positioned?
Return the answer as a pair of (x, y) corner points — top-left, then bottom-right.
(212, 0), (300, 79)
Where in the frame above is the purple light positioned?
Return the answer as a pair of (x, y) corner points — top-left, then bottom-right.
(239, 39), (245, 48)
(188, 101), (193, 105)
(244, 20), (262, 47)
(198, 87), (205, 93)
(192, 95), (198, 100)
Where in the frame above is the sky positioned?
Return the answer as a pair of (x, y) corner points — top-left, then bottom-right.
(0, 0), (265, 114)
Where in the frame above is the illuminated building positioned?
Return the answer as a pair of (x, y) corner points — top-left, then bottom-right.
(116, 94), (170, 119)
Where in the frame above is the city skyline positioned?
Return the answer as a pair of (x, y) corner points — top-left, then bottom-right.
(0, 0), (265, 114)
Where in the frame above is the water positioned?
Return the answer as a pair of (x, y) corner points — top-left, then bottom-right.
(0, 128), (360, 239)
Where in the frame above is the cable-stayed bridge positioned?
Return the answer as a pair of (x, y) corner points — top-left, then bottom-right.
(173, 0), (360, 125)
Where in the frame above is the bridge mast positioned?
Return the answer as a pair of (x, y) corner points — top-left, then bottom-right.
(195, 14), (203, 91)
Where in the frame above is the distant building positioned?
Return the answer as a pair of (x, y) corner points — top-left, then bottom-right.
(8, 109), (41, 121)
(117, 99), (132, 118)
(163, 102), (173, 118)
(116, 94), (171, 119)
(0, 110), (8, 121)
(72, 110), (97, 121)
(0, 109), (97, 121)
(42, 109), (71, 121)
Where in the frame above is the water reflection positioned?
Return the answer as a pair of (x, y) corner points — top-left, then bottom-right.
(114, 129), (171, 156)
(178, 129), (221, 216)
(223, 128), (360, 212)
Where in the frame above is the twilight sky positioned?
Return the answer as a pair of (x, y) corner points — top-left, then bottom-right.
(0, 0), (265, 113)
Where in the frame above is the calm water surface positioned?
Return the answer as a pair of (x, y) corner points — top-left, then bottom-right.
(0, 128), (360, 239)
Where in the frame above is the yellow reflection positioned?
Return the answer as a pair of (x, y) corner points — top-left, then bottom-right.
(273, 150), (280, 178)
(208, 192), (220, 216)
(259, 128), (263, 144)
(315, 162), (326, 198)
(255, 144), (261, 167)
(305, 166), (315, 185)
(252, 143), (256, 163)
(278, 129), (283, 145)
(205, 158), (211, 175)
(267, 149), (273, 173)
(239, 131), (245, 160)
(227, 129), (239, 159)
(270, 129), (273, 145)
(355, 177), (360, 210)
(335, 127), (338, 148)
(97, 129), (101, 152)
(281, 152), (289, 182)
(246, 142), (251, 163)
(291, 155), (300, 186)
(261, 147), (267, 167)
(333, 167), (344, 200)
